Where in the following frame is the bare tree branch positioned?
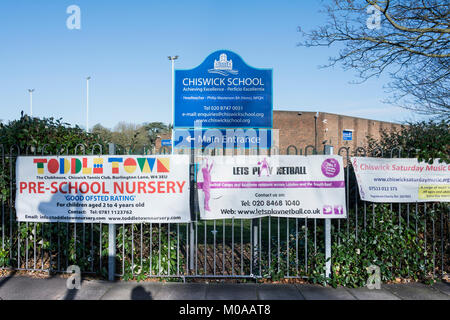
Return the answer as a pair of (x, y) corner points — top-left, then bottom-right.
(298, 0), (449, 119)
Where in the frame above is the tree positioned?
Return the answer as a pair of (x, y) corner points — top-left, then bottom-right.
(90, 122), (170, 153)
(91, 123), (113, 143)
(298, 0), (449, 120)
(143, 122), (170, 149)
(110, 122), (146, 153)
(366, 119), (450, 163)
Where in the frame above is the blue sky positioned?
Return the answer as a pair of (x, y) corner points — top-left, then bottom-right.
(0, 0), (423, 129)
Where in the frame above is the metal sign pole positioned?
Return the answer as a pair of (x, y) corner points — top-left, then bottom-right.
(324, 145), (333, 282)
(252, 145), (259, 276)
(108, 143), (116, 281)
(252, 218), (258, 276)
(189, 146), (196, 272)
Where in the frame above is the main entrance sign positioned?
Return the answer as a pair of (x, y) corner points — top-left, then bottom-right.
(174, 129), (272, 149)
(174, 50), (272, 128)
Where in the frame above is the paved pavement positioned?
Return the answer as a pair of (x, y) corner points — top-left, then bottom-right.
(0, 275), (449, 300)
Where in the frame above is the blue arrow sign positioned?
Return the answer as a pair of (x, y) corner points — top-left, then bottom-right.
(174, 129), (272, 149)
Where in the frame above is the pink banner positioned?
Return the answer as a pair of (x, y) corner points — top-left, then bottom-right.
(197, 180), (345, 189)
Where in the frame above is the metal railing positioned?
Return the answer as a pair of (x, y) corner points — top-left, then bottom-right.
(0, 143), (448, 281)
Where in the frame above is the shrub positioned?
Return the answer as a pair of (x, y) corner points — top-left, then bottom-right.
(0, 112), (104, 153)
(367, 119), (449, 164)
(330, 205), (432, 287)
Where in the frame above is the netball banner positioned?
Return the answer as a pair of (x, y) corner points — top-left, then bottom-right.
(15, 155), (191, 223)
(351, 157), (450, 203)
(197, 155), (347, 219)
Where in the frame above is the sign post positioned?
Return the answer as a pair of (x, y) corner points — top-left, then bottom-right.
(108, 143), (116, 281)
(324, 144), (333, 283)
(175, 50), (274, 273)
(189, 146), (196, 272)
(252, 218), (258, 277)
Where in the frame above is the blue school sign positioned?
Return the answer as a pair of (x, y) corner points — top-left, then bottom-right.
(174, 50), (272, 128)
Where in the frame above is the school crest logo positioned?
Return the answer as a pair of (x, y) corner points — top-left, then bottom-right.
(208, 53), (238, 76)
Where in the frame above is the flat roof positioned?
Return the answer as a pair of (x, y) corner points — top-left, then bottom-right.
(274, 110), (404, 125)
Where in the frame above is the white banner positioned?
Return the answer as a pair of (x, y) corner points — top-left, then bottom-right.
(351, 157), (450, 203)
(197, 155), (347, 219)
(15, 155), (191, 223)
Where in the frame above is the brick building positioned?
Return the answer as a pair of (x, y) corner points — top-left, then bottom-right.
(272, 111), (403, 153)
(155, 110), (403, 153)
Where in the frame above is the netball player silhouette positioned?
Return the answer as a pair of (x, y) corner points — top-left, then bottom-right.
(258, 158), (270, 177)
(202, 159), (213, 211)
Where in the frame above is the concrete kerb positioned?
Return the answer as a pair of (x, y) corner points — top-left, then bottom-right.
(1, 275), (449, 300)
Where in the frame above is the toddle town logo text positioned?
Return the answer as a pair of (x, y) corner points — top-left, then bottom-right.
(19, 156), (186, 196)
(32, 157), (170, 175)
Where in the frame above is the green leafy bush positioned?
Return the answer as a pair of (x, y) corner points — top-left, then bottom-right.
(367, 119), (449, 164)
(118, 224), (182, 281)
(0, 112), (104, 153)
(0, 114), (107, 273)
(0, 247), (9, 266)
(329, 205), (432, 287)
(259, 203), (442, 287)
